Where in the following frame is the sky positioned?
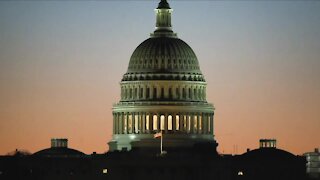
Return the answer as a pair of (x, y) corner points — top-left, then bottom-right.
(0, 0), (319, 155)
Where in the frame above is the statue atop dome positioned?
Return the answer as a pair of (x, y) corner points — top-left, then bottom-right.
(157, 0), (171, 9)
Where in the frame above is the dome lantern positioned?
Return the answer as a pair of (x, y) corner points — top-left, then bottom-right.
(152, 0), (176, 37)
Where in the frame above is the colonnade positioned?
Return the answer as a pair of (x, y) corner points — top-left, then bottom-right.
(113, 112), (214, 135)
(121, 83), (206, 101)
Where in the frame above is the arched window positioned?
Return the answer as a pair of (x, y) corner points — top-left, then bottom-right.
(168, 88), (172, 99)
(160, 115), (165, 130)
(146, 87), (150, 99)
(134, 115), (139, 133)
(128, 115), (132, 133)
(194, 115), (198, 132)
(199, 115), (202, 132)
(146, 115), (149, 130)
(175, 115), (179, 130)
(183, 115), (187, 131)
(168, 115), (172, 130)
(153, 115), (158, 130)
(188, 115), (191, 132)
(153, 88), (157, 99)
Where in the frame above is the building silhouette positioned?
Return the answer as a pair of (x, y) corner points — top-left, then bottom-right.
(0, 1), (309, 180)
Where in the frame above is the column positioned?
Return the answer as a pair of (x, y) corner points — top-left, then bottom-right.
(112, 113), (116, 134)
(143, 85), (146, 100)
(186, 86), (189, 100)
(119, 113), (123, 134)
(132, 112), (136, 134)
(179, 114), (183, 132)
(197, 113), (201, 134)
(149, 113), (153, 132)
(172, 113), (176, 132)
(186, 114), (190, 133)
(115, 113), (119, 134)
(202, 113), (207, 134)
(212, 113), (214, 135)
(157, 114), (161, 131)
(190, 113), (194, 134)
(210, 113), (214, 135)
(138, 112), (141, 134)
(142, 113), (146, 134)
(150, 85), (154, 99)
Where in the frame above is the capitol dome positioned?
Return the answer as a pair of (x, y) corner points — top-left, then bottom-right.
(108, 0), (216, 153)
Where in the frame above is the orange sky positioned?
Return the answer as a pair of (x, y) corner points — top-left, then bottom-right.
(0, 1), (319, 155)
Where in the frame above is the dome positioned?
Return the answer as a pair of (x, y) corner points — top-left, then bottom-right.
(109, 0), (216, 152)
(242, 148), (296, 160)
(127, 37), (201, 74)
(33, 147), (85, 157)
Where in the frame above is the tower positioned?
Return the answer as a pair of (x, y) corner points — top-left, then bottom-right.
(108, 0), (216, 152)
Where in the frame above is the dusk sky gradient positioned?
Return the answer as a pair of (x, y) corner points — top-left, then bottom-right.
(0, 0), (319, 155)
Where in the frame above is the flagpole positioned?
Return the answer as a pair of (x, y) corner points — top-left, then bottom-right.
(160, 130), (163, 154)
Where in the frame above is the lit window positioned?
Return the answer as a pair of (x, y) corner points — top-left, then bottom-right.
(175, 115), (179, 130)
(168, 115), (172, 130)
(153, 115), (158, 130)
(160, 115), (165, 130)
(102, 169), (108, 174)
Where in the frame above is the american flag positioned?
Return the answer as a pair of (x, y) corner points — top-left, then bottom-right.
(154, 131), (162, 138)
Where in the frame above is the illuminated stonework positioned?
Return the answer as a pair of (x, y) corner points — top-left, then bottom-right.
(108, 0), (216, 151)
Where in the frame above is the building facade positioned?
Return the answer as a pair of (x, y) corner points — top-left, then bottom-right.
(304, 148), (320, 179)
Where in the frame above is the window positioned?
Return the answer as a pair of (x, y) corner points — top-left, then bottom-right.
(160, 115), (165, 130)
(168, 115), (172, 130)
(153, 115), (158, 130)
(102, 169), (108, 174)
(194, 115), (198, 131)
(188, 115), (191, 132)
(146, 115), (149, 130)
(199, 115), (202, 131)
(175, 115), (179, 130)
(123, 115), (127, 133)
(153, 88), (157, 99)
(134, 115), (139, 133)
(128, 115), (132, 133)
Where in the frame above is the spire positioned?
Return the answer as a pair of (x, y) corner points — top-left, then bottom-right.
(151, 0), (177, 37)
